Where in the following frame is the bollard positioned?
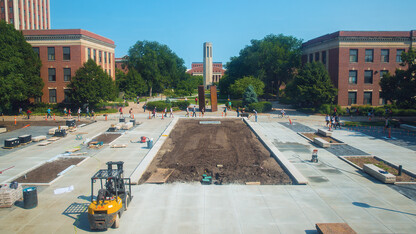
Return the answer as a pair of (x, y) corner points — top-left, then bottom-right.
(162, 112), (164, 120)
(398, 165), (402, 176)
(149, 112), (151, 119)
(14, 116), (17, 125)
(105, 115), (107, 121)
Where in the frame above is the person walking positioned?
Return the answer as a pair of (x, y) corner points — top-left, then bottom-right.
(228, 101), (232, 110)
(77, 107), (81, 120)
(143, 103), (147, 112)
(195, 97), (198, 105)
(129, 108), (133, 118)
(335, 115), (341, 129)
(201, 107), (205, 117)
(331, 116), (336, 130)
(91, 109), (95, 120)
(26, 109), (32, 119)
(119, 107), (123, 118)
(192, 106), (197, 117)
(68, 108), (72, 118)
(254, 109), (258, 122)
(186, 106), (189, 117)
(86, 106), (91, 117)
(280, 109), (286, 118)
(19, 107), (23, 116)
(169, 107), (174, 118)
(164, 107), (167, 117)
(325, 114), (330, 126)
(152, 107), (156, 119)
(224, 107), (227, 117)
(63, 107), (67, 117)
(47, 108), (52, 119)
(236, 106), (240, 117)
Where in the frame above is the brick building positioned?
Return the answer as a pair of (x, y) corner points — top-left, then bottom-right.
(23, 29), (116, 103)
(302, 30), (416, 106)
(0, 0), (50, 30)
(186, 62), (225, 83)
(115, 56), (128, 73)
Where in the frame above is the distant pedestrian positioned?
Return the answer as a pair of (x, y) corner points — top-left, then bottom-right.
(86, 106), (91, 117)
(192, 106), (197, 117)
(236, 107), (240, 117)
(77, 107), (81, 120)
(169, 107), (173, 118)
(47, 108), (52, 118)
(224, 107), (227, 117)
(137, 95), (140, 104)
(346, 107), (351, 118)
(228, 101), (232, 110)
(119, 107), (124, 118)
(19, 107), (23, 116)
(331, 116), (336, 130)
(280, 109), (286, 118)
(206, 100), (209, 107)
(63, 107), (67, 117)
(384, 118), (390, 132)
(325, 114), (330, 126)
(195, 97), (198, 105)
(164, 107), (167, 117)
(186, 107), (189, 117)
(91, 109), (95, 120)
(26, 109), (32, 119)
(129, 108), (133, 118)
(143, 103), (147, 112)
(335, 115), (341, 129)
(68, 109), (72, 118)
(201, 107), (205, 117)
(152, 107), (156, 118)
(254, 109), (258, 122)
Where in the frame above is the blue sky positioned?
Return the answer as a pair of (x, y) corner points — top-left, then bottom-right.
(52, 0), (416, 69)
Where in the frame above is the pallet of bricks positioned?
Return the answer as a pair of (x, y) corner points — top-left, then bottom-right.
(0, 183), (23, 208)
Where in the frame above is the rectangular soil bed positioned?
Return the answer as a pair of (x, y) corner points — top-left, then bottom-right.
(302, 132), (342, 144)
(91, 133), (122, 144)
(15, 158), (84, 183)
(345, 156), (416, 182)
(140, 119), (292, 185)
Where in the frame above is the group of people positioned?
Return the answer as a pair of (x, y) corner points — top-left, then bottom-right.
(151, 107), (174, 119)
(325, 113), (341, 130)
(185, 106), (204, 117)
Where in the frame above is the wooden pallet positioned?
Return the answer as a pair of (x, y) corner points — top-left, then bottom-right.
(146, 168), (174, 184)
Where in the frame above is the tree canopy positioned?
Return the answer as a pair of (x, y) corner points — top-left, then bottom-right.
(115, 68), (147, 98)
(68, 59), (116, 106)
(285, 62), (337, 108)
(380, 49), (416, 109)
(230, 76), (264, 98)
(222, 34), (302, 96)
(242, 85), (258, 107)
(0, 20), (43, 112)
(127, 41), (187, 96)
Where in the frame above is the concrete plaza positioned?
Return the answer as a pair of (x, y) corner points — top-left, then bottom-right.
(0, 106), (416, 233)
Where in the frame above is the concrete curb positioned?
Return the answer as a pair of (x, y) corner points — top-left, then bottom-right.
(129, 117), (179, 184)
(243, 118), (308, 185)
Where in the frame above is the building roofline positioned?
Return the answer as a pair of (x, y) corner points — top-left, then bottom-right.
(22, 29), (115, 45)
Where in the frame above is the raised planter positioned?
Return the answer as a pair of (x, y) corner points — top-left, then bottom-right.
(318, 129), (332, 137)
(314, 137), (330, 148)
(363, 164), (396, 184)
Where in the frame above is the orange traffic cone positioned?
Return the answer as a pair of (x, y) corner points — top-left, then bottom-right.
(53, 114), (55, 121)
(45, 114), (47, 121)
(14, 116), (16, 125)
(289, 118), (292, 125)
(149, 112), (151, 119)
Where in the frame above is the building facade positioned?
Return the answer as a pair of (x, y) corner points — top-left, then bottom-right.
(187, 62), (225, 83)
(23, 29), (116, 103)
(0, 0), (50, 30)
(115, 56), (128, 73)
(302, 30), (416, 106)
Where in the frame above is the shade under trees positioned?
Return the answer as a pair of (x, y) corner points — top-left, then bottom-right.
(380, 49), (416, 109)
(0, 20), (43, 112)
(68, 59), (116, 106)
(220, 34), (302, 96)
(285, 62), (337, 108)
(127, 41), (188, 96)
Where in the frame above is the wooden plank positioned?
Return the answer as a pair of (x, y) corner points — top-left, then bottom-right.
(146, 168), (174, 184)
(38, 141), (51, 146)
(245, 182), (261, 185)
(110, 144), (127, 148)
(47, 137), (60, 142)
(65, 148), (80, 153)
(316, 223), (356, 234)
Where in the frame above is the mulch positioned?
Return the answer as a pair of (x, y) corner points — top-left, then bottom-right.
(140, 119), (292, 185)
(92, 133), (122, 144)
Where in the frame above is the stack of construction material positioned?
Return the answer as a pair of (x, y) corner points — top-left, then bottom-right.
(48, 127), (58, 135)
(32, 135), (47, 142)
(4, 138), (20, 148)
(66, 119), (76, 127)
(0, 183), (23, 208)
(122, 122), (133, 130)
(19, 135), (32, 144)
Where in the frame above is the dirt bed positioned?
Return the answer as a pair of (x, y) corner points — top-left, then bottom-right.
(15, 158), (84, 183)
(346, 156), (416, 182)
(0, 120), (90, 132)
(140, 119), (292, 185)
(92, 133), (122, 144)
(302, 132), (342, 143)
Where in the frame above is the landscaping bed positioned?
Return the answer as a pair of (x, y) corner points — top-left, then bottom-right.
(91, 133), (122, 144)
(345, 156), (416, 182)
(15, 157), (84, 183)
(140, 119), (292, 185)
(302, 132), (342, 143)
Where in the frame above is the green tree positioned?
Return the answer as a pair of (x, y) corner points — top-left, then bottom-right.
(242, 85), (258, 107)
(115, 68), (147, 98)
(230, 76), (264, 98)
(68, 59), (116, 106)
(224, 34), (302, 96)
(285, 62), (337, 108)
(177, 74), (203, 95)
(380, 49), (416, 108)
(0, 20), (43, 112)
(128, 41), (187, 96)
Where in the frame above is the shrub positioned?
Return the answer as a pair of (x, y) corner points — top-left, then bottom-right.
(231, 100), (243, 108)
(398, 109), (416, 116)
(242, 85), (258, 107)
(298, 108), (316, 114)
(146, 101), (171, 112)
(171, 100), (190, 110)
(317, 104), (343, 115)
(374, 108), (385, 116)
(247, 101), (272, 113)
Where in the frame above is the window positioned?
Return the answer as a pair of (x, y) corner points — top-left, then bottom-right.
(365, 49), (373, 62)
(349, 70), (357, 84)
(396, 49), (405, 62)
(63, 47), (70, 60)
(349, 49), (358, 62)
(63, 68), (71, 81)
(380, 70), (388, 79)
(348, 92), (357, 105)
(35, 96), (42, 103)
(64, 89), (71, 103)
(364, 70), (373, 84)
(93, 49), (96, 61)
(49, 89), (57, 103)
(9, 7), (12, 13)
(104, 52), (107, 63)
(47, 47), (55, 60)
(10, 18), (13, 24)
(363, 92), (372, 105)
(88, 48), (91, 59)
(99, 51), (102, 63)
(32, 47), (40, 58)
(379, 92), (387, 105)
(381, 49), (389, 63)
(315, 52), (320, 61)
(309, 54), (313, 63)
(322, 51), (327, 64)
(48, 68), (56, 82)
